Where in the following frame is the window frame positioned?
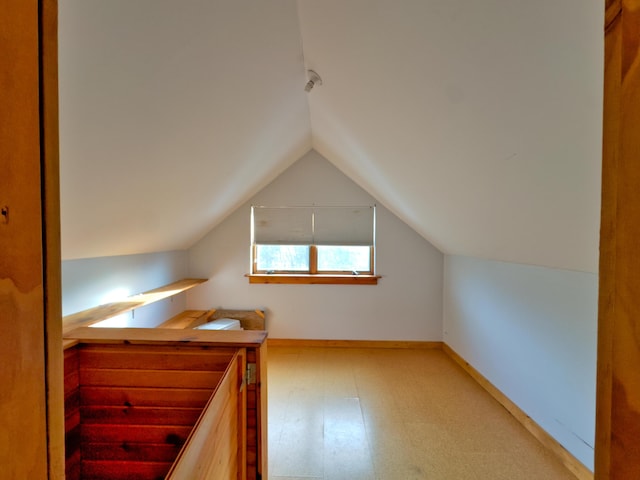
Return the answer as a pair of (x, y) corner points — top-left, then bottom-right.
(252, 244), (375, 275)
(248, 206), (379, 285)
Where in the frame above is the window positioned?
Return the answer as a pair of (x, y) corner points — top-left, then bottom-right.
(249, 205), (378, 284)
(255, 244), (310, 272)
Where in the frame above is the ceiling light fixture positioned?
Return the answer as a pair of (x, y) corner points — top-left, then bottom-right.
(305, 70), (322, 92)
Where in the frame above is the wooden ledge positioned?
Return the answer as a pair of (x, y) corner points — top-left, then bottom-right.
(268, 339), (442, 349)
(63, 326), (267, 349)
(62, 278), (207, 334)
(246, 274), (380, 285)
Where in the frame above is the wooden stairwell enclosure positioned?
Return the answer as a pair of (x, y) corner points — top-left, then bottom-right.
(63, 328), (267, 480)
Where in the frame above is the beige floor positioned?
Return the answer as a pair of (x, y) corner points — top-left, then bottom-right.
(267, 346), (577, 480)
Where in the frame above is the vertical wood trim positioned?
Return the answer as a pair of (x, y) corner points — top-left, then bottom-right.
(252, 244), (257, 274)
(237, 349), (247, 480)
(0, 1), (48, 477)
(40, 0), (65, 477)
(256, 342), (268, 478)
(595, 1), (620, 477)
(310, 245), (318, 274)
(596, 0), (640, 478)
(370, 245), (375, 274)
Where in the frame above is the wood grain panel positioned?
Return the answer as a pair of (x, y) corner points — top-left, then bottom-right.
(255, 341), (268, 478)
(595, 1), (621, 477)
(157, 310), (209, 329)
(66, 426), (81, 459)
(82, 443), (182, 462)
(65, 449), (81, 480)
(79, 368), (224, 389)
(81, 424), (193, 445)
(166, 351), (242, 480)
(81, 460), (173, 480)
(79, 345), (234, 371)
(64, 326), (268, 349)
(62, 335), (265, 478)
(80, 386), (214, 408)
(80, 406), (203, 426)
(40, 0), (65, 470)
(64, 348), (80, 423)
(0, 1), (49, 477)
(65, 348), (80, 383)
(65, 373), (80, 399)
(65, 409), (80, 434)
(237, 350), (247, 480)
(65, 342), (229, 478)
(246, 347), (259, 474)
(64, 346), (81, 479)
(596, 0), (640, 478)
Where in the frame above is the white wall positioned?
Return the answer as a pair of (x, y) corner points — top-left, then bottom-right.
(62, 250), (189, 328)
(188, 150), (443, 340)
(443, 255), (597, 470)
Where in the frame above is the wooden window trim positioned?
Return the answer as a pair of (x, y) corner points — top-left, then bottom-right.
(246, 273), (380, 285)
(251, 245), (376, 281)
(310, 245), (318, 273)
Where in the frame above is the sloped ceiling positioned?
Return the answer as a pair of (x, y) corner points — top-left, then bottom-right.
(59, 0), (603, 273)
(59, 0), (311, 259)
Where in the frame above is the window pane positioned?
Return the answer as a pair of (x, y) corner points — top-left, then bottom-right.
(256, 245), (309, 272)
(316, 245), (371, 272)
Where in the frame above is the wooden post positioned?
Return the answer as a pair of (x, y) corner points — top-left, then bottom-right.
(0, 0), (63, 478)
(41, 0), (65, 477)
(596, 0), (640, 478)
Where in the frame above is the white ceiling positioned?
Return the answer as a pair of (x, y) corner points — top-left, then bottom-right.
(59, 0), (603, 273)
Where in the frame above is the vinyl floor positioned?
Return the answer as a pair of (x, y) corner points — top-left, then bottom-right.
(267, 346), (579, 480)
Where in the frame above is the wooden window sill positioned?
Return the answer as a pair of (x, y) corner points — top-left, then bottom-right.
(246, 274), (380, 285)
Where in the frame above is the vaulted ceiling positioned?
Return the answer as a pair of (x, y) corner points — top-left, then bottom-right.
(59, 0), (603, 273)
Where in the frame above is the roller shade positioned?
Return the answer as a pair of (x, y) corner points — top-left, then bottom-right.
(252, 207), (313, 244)
(313, 206), (374, 245)
(252, 205), (375, 246)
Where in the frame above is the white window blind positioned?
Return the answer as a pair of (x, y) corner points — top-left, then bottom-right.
(252, 207), (313, 245)
(251, 206), (375, 246)
(313, 206), (374, 245)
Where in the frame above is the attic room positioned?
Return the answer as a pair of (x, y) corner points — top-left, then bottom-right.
(5, 0), (640, 479)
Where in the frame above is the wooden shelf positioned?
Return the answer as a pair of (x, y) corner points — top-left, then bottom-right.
(62, 278), (207, 334)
